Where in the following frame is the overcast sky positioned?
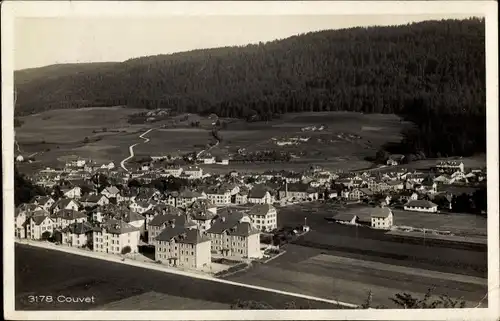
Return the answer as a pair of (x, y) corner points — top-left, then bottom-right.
(15, 14), (478, 70)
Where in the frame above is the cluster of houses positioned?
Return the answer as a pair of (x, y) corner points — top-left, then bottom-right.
(16, 156), (486, 269)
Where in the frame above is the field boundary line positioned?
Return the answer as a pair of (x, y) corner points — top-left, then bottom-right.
(15, 240), (359, 308)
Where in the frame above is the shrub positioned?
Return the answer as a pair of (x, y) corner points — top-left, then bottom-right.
(121, 245), (132, 255)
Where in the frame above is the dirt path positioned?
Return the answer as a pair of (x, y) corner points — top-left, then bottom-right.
(120, 128), (156, 172)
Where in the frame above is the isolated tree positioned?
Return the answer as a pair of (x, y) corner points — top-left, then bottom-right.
(83, 137), (89, 143)
(121, 246), (132, 255)
(41, 231), (52, 241)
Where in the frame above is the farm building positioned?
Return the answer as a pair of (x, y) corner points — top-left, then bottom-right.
(404, 200), (438, 213)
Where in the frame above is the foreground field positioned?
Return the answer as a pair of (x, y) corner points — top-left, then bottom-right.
(15, 244), (340, 310)
(391, 209), (487, 237)
(227, 243), (487, 308)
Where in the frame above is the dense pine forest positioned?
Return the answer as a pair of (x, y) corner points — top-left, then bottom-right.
(14, 18), (486, 157)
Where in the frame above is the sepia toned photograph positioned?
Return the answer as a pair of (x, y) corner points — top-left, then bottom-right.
(2, 1), (498, 320)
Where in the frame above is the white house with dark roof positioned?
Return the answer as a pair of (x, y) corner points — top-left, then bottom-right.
(147, 213), (191, 245)
(25, 215), (54, 240)
(370, 207), (394, 230)
(184, 166), (203, 179)
(31, 196), (55, 211)
(61, 221), (94, 247)
(101, 186), (120, 199)
(206, 187), (232, 206)
(235, 191), (249, 204)
(93, 219), (140, 254)
(247, 188), (273, 204)
(80, 194), (109, 208)
(404, 200), (439, 213)
(51, 198), (80, 213)
(207, 211), (261, 259)
(61, 186), (82, 199)
(247, 204), (277, 232)
(436, 161), (465, 173)
(129, 200), (154, 214)
(51, 209), (87, 229)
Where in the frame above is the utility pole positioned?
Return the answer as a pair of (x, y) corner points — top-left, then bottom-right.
(423, 228), (426, 246)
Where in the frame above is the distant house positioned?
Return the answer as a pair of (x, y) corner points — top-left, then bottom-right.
(398, 191), (419, 203)
(51, 209), (87, 229)
(61, 221), (94, 247)
(247, 204), (278, 232)
(370, 207), (394, 230)
(201, 154), (216, 164)
(101, 186), (120, 199)
(206, 187), (232, 206)
(129, 201), (154, 214)
(25, 215), (54, 240)
(80, 194), (109, 208)
(404, 200), (438, 213)
(349, 188), (373, 201)
(184, 166), (203, 179)
(61, 186), (82, 199)
(387, 154), (405, 166)
(279, 183), (318, 202)
(235, 191), (249, 205)
(31, 196), (55, 211)
(436, 161), (465, 173)
(52, 199), (80, 213)
(248, 188), (273, 204)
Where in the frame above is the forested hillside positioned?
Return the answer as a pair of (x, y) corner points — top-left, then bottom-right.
(14, 18), (486, 157)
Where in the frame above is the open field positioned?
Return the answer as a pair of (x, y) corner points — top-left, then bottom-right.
(133, 128), (212, 157)
(221, 112), (408, 158)
(391, 209), (487, 237)
(15, 244), (341, 310)
(276, 202), (487, 276)
(227, 244), (487, 308)
(15, 109), (410, 171)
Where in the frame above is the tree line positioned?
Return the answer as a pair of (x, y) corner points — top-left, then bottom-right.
(15, 18), (485, 157)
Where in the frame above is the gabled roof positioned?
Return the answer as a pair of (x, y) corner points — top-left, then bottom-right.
(52, 209), (87, 220)
(96, 219), (139, 234)
(62, 221), (94, 234)
(31, 196), (53, 206)
(31, 215), (52, 226)
(370, 207), (392, 218)
(102, 186), (120, 195)
(406, 200), (438, 208)
(53, 198), (79, 209)
(248, 204), (275, 217)
(248, 188), (269, 199)
(81, 194), (107, 203)
(149, 213), (188, 227)
(286, 183), (314, 193)
(179, 190), (202, 199)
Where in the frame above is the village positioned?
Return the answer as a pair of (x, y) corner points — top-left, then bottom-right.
(14, 149), (488, 276)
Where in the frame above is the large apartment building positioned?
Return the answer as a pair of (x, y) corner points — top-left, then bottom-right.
(247, 204), (278, 232)
(155, 226), (211, 269)
(93, 219), (140, 254)
(206, 211), (261, 259)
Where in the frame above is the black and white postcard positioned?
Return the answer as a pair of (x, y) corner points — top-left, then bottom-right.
(2, 1), (499, 320)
